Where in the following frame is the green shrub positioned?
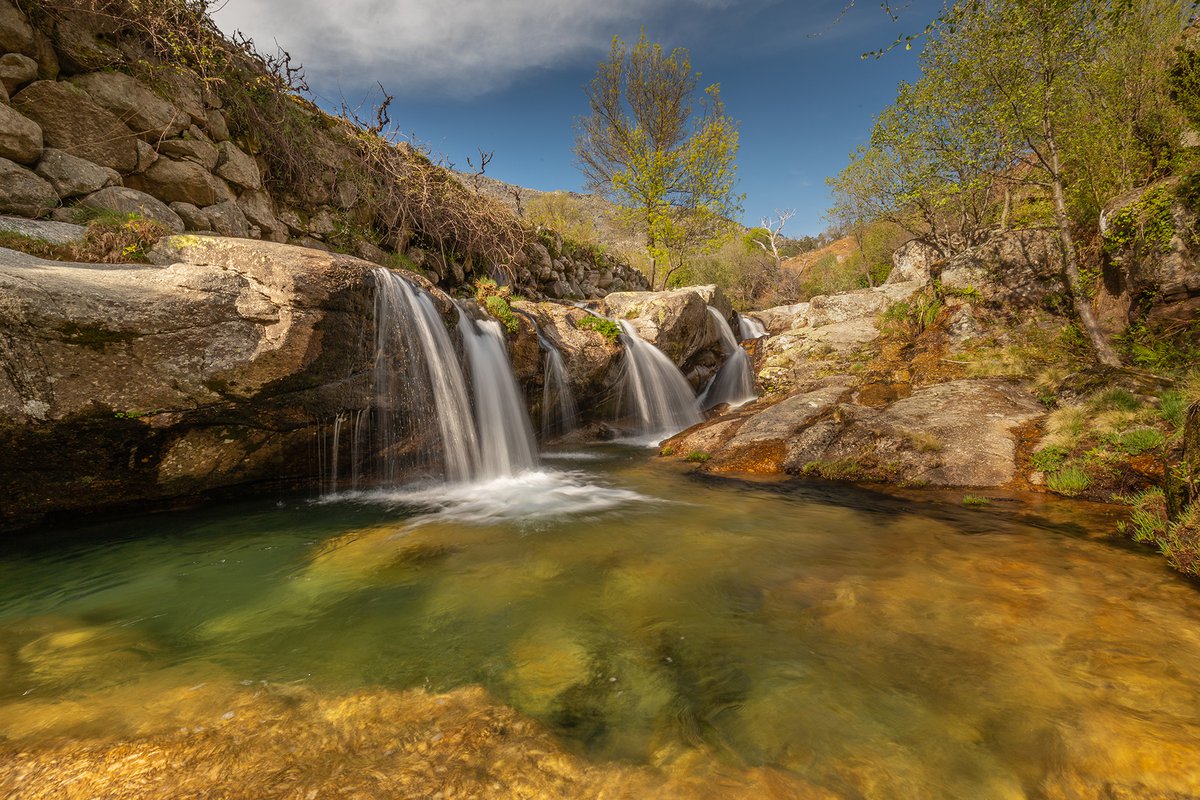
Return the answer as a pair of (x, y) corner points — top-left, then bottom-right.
(904, 431), (944, 452)
(685, 450), (711, 463)
(1032, 445), (1071, 473)
(1091, 387), (1141, 413)
(1115, 320), (1200, 371)
(962, 494), (991, 507)
(1102, 185), (1175, 257)
(802, 459), (862, 480)
(578, 315), (621, 345)
(0, 211), (165, 264)
(659, 446), (675, 457)
(484, 294), (519, 334)
(1117, 488), (1200, 577)
(881, 288), (942, 337)
(1160, 390), (1189, 429)
(1047, 465), (1092, 496)
(1117, 487), (1169, 544)
(1118, 427), (1166, 456)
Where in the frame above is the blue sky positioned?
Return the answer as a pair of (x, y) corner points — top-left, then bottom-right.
(211, 0), (943, 237)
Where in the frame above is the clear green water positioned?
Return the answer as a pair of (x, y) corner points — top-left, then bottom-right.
(3, 449), (1200, 798)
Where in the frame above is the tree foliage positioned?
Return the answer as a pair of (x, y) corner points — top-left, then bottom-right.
(830, 0), (1190, 365)
(574, 33), (742, 289)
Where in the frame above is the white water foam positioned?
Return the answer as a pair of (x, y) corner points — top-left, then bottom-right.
(326, 470), (652, 526)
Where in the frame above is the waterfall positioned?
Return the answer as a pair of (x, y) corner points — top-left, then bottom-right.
(738, 313), (767, 340)
(701, 308), (757, 411)
(329, 412), (344, 494)
(512, 308), (578, 441)
(457, 312), (538, 479)
(371, 270), (480, 483)
(617, 320), (702, 441)
(541, 342), (578, 439)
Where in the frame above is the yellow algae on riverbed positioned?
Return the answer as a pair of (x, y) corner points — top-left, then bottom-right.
(0, 678), (829, 800)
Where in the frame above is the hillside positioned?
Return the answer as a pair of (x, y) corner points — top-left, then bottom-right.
(781, 235), (858, 273)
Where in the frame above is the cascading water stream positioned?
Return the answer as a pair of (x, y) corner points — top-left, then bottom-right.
(701, 307), (757, 410)
(512, 308), (579, 441)
(541, 342), (578, 440)
(371, 270), (480, 484)
(525, 322), (578, 441)
(617, 319), (702, 442)
(457, 311), (539, 479)
(738, 313), (767, 340)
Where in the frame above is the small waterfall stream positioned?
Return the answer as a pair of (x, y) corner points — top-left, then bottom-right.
(738, 313), (767, 340)
(457, 312), (538, 479)
(540, 338), (578, 440)
(328, 269), (541, 492)
(371, 270), (479, 484)
(701, 307), (757, 410)
(617, 320), (702, 441)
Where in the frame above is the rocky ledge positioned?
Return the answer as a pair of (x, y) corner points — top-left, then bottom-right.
(0, 235), (416, 528)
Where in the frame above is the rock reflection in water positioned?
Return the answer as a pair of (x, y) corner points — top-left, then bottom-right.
(1, 456), (1200, 798)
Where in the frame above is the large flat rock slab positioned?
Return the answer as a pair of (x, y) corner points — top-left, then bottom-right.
(783, 379), (1044, 487)
(666, 378), (1043, 488)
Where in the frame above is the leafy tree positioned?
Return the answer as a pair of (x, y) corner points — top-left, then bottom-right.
(931, 0), (1190, 365)
(574, 33), (742, 289)
(685, 235), (800, 309)
(832, 0), (1189, 366)
(828, 74), (1007, 258)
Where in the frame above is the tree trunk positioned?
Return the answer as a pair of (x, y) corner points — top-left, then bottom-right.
(1000, 184), (1011, 232)
(855, 231), (873, 288)
(1047, 136), (1120, 367)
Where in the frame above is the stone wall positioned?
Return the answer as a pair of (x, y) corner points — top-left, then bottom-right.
(0, 0), (647, 301)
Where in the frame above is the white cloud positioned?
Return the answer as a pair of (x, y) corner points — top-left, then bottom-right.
(210, 0), (736, 97)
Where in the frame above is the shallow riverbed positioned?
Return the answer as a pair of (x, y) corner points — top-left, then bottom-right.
(2, 448), (1199, 799)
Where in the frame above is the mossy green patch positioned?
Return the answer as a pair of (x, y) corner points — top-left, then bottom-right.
(578, 315), (621, 345)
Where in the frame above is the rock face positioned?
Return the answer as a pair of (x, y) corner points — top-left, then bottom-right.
(1099, 180), (1200, 334)
(754, 302), (811, 335)
(886, 239), (941, 285)
(126, 155), (220, 206)
(0, 214), (84, 244)
(0, 52), (38, 96)
(602, 284), (734, 388)
(12, 80), (137, 172)
(78, 186), (184, 232)
(69, 71), (188, 141)
(753, 281), (923, 394)
(33, 147), (117, 198)
(0, 157), (56, 216)
(937, 229), (1065, 306)
(0, 236), (425, 529)
(0, 102), (42, 164)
